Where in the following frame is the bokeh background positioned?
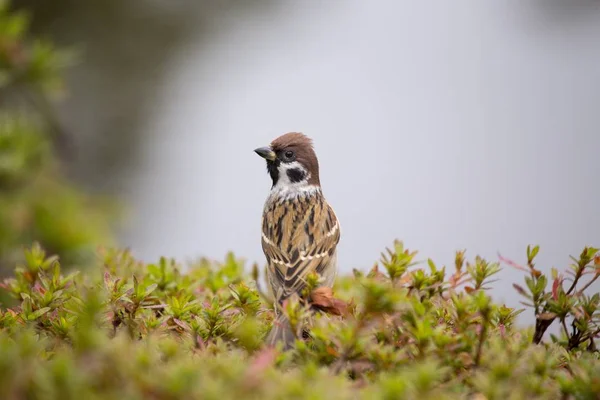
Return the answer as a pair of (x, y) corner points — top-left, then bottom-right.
(3, 1), (600, 313)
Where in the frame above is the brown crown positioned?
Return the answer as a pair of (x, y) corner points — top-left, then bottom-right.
(270, 132), (320, 186)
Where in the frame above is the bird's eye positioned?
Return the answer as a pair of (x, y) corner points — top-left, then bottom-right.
(284, 150), (294, 159)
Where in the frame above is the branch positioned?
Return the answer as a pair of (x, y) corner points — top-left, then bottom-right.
(561, 318), (570, 341)
(577, 274), (600, 295)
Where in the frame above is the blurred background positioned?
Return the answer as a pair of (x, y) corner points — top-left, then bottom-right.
(1, 1), (599, 311)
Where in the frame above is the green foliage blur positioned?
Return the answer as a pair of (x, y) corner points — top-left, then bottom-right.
(0, 241), (598, 399)
(0, 1), (115, 274)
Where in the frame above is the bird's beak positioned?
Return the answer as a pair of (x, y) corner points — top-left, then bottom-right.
(254, 146), (276, 161)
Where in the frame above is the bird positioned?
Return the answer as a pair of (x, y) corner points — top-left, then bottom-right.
(254, 132), (341, 349)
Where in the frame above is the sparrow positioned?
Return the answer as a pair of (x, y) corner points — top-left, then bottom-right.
(254, 132), (341, 349)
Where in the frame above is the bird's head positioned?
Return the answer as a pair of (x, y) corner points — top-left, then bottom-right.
(254, 132), (320, 192)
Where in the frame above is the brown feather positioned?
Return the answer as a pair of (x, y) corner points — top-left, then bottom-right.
(270, 132), (320, 186)
(262, 189), (340, 302)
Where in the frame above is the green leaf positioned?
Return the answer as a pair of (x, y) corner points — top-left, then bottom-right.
(30, 307), (51, 320)
(144, 284), (158, 297)
(529, 245), (540, 261)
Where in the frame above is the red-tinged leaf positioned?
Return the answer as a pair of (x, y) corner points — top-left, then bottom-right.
(326, 346), (340, 357)
(537, 312), (557, 320)
(23, 271), (35, 283)
(398, 273), (413, 285)
(552, 277), (562, 300)
(32, 282), (45, 294)
(498, 324), (506, 338)
(594, 255), (600, 266)
(367, 264), (387, 281)
(531, 269), (542, 278)
(464, 286), (475, 294)
(512, 284), (531, 298)
(475, 324), (483, 335)
(448, 271), (469, 286)
(172, 318), (190, 331)
(498, 253), (530, 273)
(104, 271), (112, 289)
(194, 286), (207, 295)
(141, 304), (167, 309)
(195, 335), (207, 350)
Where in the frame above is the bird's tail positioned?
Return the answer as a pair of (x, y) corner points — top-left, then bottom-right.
(266, 313), (295, 350)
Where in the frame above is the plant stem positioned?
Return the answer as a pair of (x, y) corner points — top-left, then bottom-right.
(474, 322), (488, 367)
(252, 271), (274, 308)
(566, 265), (587, 295)
(561, 318), (570, 341)
(577, 274), (599, 295)
(332, 315), (365, 374)
(533, 317), (554, 344)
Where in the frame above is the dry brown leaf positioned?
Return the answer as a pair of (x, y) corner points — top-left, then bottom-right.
(310, 287), (348, 316)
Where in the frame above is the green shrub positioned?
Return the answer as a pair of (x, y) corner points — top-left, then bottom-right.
(1, 3), (598, 399)
(0, 241), (598, 399)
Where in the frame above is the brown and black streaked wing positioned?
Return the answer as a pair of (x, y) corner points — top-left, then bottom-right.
(261, 197), (340, 302)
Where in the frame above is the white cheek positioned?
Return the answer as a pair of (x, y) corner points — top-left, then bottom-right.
(276, 161), (307, 186)
(269, 161), (318, 200)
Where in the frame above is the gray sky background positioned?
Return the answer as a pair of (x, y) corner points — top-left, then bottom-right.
(120, 1), (600, 311)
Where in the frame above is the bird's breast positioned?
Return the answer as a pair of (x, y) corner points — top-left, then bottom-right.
(263, 195), (319, 254)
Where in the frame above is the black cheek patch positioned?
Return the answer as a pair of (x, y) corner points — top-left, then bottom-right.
(286, 168), (306, 183)
(267, 160), (280, 187)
